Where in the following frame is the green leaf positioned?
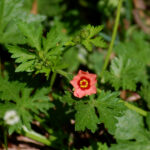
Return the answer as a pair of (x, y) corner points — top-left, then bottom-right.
(63, 47), (80, 72)
(7, 45), (36, 63)
(15, 60), (35, 72)
(43, 26), (63, 52)
(7, 45), (36, 72)
(38, 0), (65, 17)
(115, 31), (150, 66)
(70, 25), (106, 51)
(97, 143), (108, 150)
(82, 40), (93, 51)
(18, 21), (43, 51)
(104, 56), (146, 91)
(146, 112), (150, 130)
(140, 85), (150, 109)
(61, 91), (76, 106)
(81, 25), (106, 51)
(110, 141), (150, 150)
(0, 0), (45, 44)
(115, 110), (150, 141)
(90, 36), (106, 48)
(86, 24), (103, 38)
(88, 51), (104, 74)
(0, 73), (24, 101)
(96, 91), (126, 134)
(81, 142), (108, 150)
(75, 101), (99, 132)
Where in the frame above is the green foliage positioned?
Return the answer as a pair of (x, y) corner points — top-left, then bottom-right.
(68, 25), (107, 51)
(75, 101), (100, 132)
(81, 142), (108, 150)
(110, 110), (150, 150)
(98, 0), (119, 18)
(87, 51), (104, 74)
(63, 47), (80, 72)
(80, 25), (107, 51)
(18, 21), (43, 51)
(115, 110), (150, 141)
(60, 91), (76, 106)
(62, 91), (126, 134)
(7, 45), (36, 72)
(104, 56), (146, 91)
(104, 31), (150, 91)
(115, 31), (150, 66)
(110, 141), (150, 150)
(7, 22), (68, 78)
(140, 85), (150, 109)
(38, 0), (66, 17)
(0, 74), (24, 101)
(0, 0), (45, 44)
(0, 0), (150, 148)
(96, 91), (126, 134)
(0, 72), (53, 134)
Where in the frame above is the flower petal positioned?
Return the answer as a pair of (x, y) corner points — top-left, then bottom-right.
(85, 85), (97, 95)
(74, 88), (86, 98)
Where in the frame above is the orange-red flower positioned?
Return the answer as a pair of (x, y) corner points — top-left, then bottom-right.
(70, 70), (97, 98)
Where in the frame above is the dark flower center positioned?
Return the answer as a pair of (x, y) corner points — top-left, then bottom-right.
(78, 77), (90, 90)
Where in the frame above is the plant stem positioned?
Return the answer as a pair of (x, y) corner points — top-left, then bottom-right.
(56, 69), (69, 79)
(123, 101), (147, 116)
(21, 126), (52, 146)
(50, 72), (57, 91)
(101, 0), (123, 78)
(4, 128), (8, 150)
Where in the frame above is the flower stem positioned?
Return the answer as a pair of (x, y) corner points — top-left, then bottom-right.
(21, 126), (52, 146)
(56, 69), (69, 79)
(50, 72), (57, 91)
(4, 128), (8, 150)
(101, 0), (123, 78)
(123, 101), (147, 116)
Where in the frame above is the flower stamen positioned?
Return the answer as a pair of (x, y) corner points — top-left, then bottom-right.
(78, 77), (90, 90)
(80, 79), (89, 88)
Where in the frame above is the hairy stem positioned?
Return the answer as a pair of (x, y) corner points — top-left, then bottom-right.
(101, 0), (123, 78)
(21, 126), (52, 146)
(50, 72), (57, 90)
(123, 101), (147, 116)
(56, 69), (69, 79)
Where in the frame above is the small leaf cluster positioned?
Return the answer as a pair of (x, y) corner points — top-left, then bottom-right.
(67, 25), (107, 51)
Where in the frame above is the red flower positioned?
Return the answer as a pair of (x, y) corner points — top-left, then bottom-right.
(70, 70), (97, 98)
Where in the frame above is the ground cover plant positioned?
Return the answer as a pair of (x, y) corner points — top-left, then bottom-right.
(0, 0), (150, 149)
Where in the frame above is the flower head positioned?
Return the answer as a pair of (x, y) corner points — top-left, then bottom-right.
(70, 70), (97, 98)
(4, 110), (20, 125)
